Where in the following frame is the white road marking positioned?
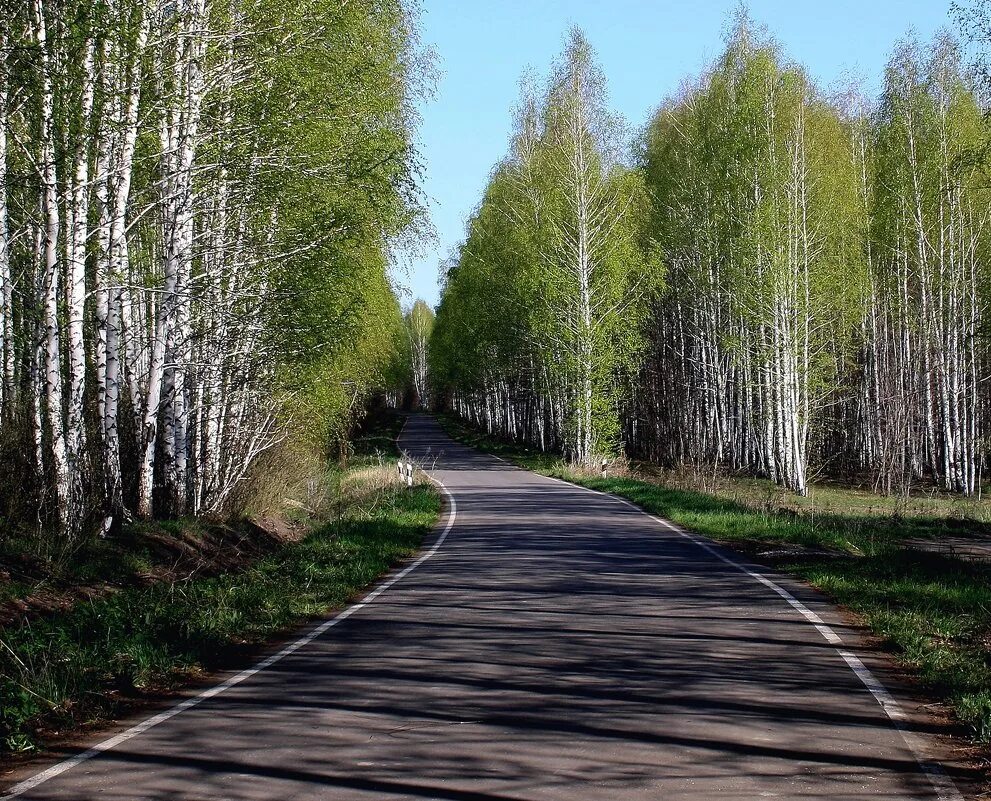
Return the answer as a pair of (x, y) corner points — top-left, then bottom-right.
(0, 433), (458, 801)
(537, 471), (963, 801)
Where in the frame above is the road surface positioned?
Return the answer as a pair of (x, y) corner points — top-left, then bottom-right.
(1, 415), (971, 800)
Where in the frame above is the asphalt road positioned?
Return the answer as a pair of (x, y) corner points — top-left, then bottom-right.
(1, 415), (970, 800)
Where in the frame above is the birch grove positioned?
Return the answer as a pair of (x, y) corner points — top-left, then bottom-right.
(431, 18), (991, 497)
(0, 0), (424, 538)
(859, 36), (990, 495)
(633, 21), (865, 496)
(431, 30), (656, 467)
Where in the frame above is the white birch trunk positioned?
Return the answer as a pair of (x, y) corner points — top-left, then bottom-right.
(65, 38), (97, 516)
(0, 32), (11, 409)
(33, 0), (73, 528)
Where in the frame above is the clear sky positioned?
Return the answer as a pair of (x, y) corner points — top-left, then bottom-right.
(395, 0), (954, 309)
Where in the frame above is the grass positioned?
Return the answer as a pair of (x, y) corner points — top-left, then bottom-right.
(0, 413), (440, 754)
(439, 414), (991, 744)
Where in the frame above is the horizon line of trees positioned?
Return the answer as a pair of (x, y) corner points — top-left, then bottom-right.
(0, 0), (427, 542)
(429, 10), (991, 498)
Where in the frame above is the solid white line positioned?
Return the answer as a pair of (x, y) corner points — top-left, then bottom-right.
(0, 448), (458, 801)
(537, 471), (963, 801)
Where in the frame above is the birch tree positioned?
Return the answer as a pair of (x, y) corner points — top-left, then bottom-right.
(0, 0), (428, 538)
(432, 17), (991, 500)
(404, 299), (434, 409)
(867, 36), (989, 494)
(433, 30), (658, 466)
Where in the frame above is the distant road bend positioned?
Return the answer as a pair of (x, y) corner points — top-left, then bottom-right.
(1, 415), (971, 800)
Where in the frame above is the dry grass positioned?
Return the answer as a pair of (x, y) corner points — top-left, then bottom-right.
(333, 461), (431, 518)
(634, 463), (991, 524)
(562, 454), (636, 481)
(240, 442), (332, 521)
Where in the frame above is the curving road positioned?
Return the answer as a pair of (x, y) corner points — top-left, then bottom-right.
(1, 415), (971, 800)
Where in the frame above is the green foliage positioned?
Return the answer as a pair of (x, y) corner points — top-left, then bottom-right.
(431, 29), (661, 463)
(237, 0), (427, 452)
(385, 299), (435, 408)
(0, 0), (428, 534)
(953, 0), (991, 110)
(872, 35), (989, 280)
(640, 17), (867, 486)
(863, 33), (991, 494)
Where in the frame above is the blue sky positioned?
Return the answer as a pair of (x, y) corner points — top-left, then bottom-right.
(395, 0), (953, 308)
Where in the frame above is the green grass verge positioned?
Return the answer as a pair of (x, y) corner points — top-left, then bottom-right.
(0, 476), (439, 754)
(438, 414), (991, 743)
